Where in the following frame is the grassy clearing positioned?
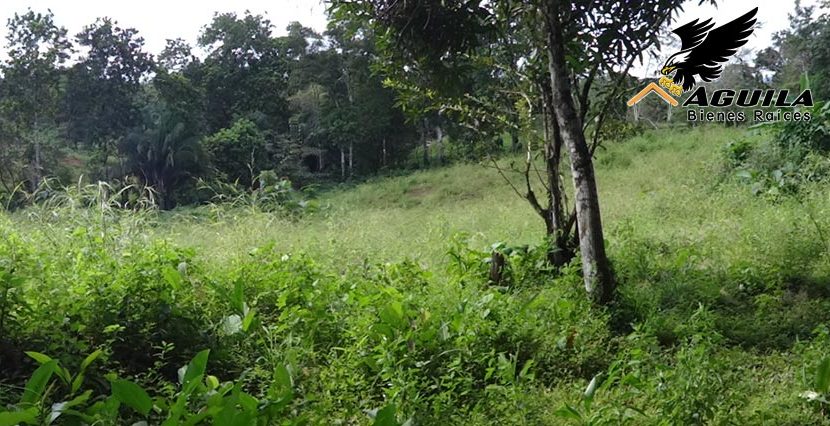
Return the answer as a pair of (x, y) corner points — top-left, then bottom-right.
(163, 158), (545, 267)
(163, 125), (802, 272)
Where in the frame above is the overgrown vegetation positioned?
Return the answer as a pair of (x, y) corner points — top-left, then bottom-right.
(3, 0), (830, 424)
(2, 126), (830, 424)
(722, 100), (830, 197)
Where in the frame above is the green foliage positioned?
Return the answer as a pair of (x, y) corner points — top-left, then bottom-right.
(0, 349), (300, 425)
(3, 126), (830, 425)
(0, 10), (423, 211)
(758, 3), (830, 100)
(198, 171), (320, 218)
(439, 133), (506, 164)
(0, 10), (71, 192)
(121, 109), (208, 209)
(203, 118), (270, 187)
(723, 101), (830, 197)
(65, 17), (154, 167)
(594, 119), (644, 145)
(776, 100), (830, 155)
(0, 230), (30, 342)
(197, 11), (291, 135)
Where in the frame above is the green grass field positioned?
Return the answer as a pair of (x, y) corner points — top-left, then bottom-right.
(163, 125), (829, 278)
(3, 125), (830, 424)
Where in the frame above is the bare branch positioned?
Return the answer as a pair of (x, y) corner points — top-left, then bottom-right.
(577, 60), (600, 124)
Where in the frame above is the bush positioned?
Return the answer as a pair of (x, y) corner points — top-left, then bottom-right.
(724, 101), (830, 197)
(198, 171), (320, 218)
(203, 118), (270, 187)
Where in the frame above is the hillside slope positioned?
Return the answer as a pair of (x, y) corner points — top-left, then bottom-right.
(167, 126), (789, 270)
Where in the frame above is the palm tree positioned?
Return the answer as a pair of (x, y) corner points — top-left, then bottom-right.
(122, 111), (206, 209)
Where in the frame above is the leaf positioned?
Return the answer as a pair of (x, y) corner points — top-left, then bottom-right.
(274, 364), (293, 391)
(25, 351), (53, 365)
(269, 365), (294, 409)
(237, 389), (259, 413)
(71, 374), (85, 394)
(55, 366), (72, 386)
(518, 359), (535, 381)
(231, 280), (245, 313)
(110, 378), (152, 416)
(553, 404), (583, 421)
(49, 391), (91, 424)
(242, 307), (257, 332)
(0, 408), (38, 426)
(817, 357), (830, 393)
(584, 374), (601, 400)
(161, 265), (182, 290)
(372, 404), (400, 426)
(162, 393), (188, 426)
(182, 349), (210, 386)
(80, 349), (103, 372)
(21, 360), (57, 405)
(24, 351), (68, 385)
(379, 301), (405, 328)
(623, 406), (647, 420)
(70, 350), (103, 393)
(206, 375), (220, 390)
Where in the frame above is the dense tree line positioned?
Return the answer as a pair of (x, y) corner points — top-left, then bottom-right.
(0, 10), (428, 208)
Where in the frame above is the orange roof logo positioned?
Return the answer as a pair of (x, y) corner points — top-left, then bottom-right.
(626, 82), (679, 107)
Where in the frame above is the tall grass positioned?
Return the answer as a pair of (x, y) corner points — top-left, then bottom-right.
(159, 125), (823, 273)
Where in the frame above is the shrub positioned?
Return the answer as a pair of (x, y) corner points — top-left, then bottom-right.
(198, 171), (320, 218)
(203, 118), (270, 187)
(724, 101), (830, 196)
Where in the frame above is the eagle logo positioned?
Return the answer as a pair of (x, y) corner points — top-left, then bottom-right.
(661, 7), (758, 93)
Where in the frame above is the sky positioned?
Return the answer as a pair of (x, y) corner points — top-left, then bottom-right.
(0, 0), (824, 73)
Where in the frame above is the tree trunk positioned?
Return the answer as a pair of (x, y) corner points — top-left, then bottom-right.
(30, 117), (43, 191)
(435, 126), (444, 165)
(489, 251), (506, 285)
(382, 138), (388, 168)
(544, 0), (615, 304)
(510, 129), (520, 153)
(421, 118), (429, 167)
(101, 140), (110, 181)
(156, 178), (168, 210)
(349, 142), (354, 179)
(541, 79), (572, 267)
(340, 148), (345, 181)
(32, 133), (42, 191)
